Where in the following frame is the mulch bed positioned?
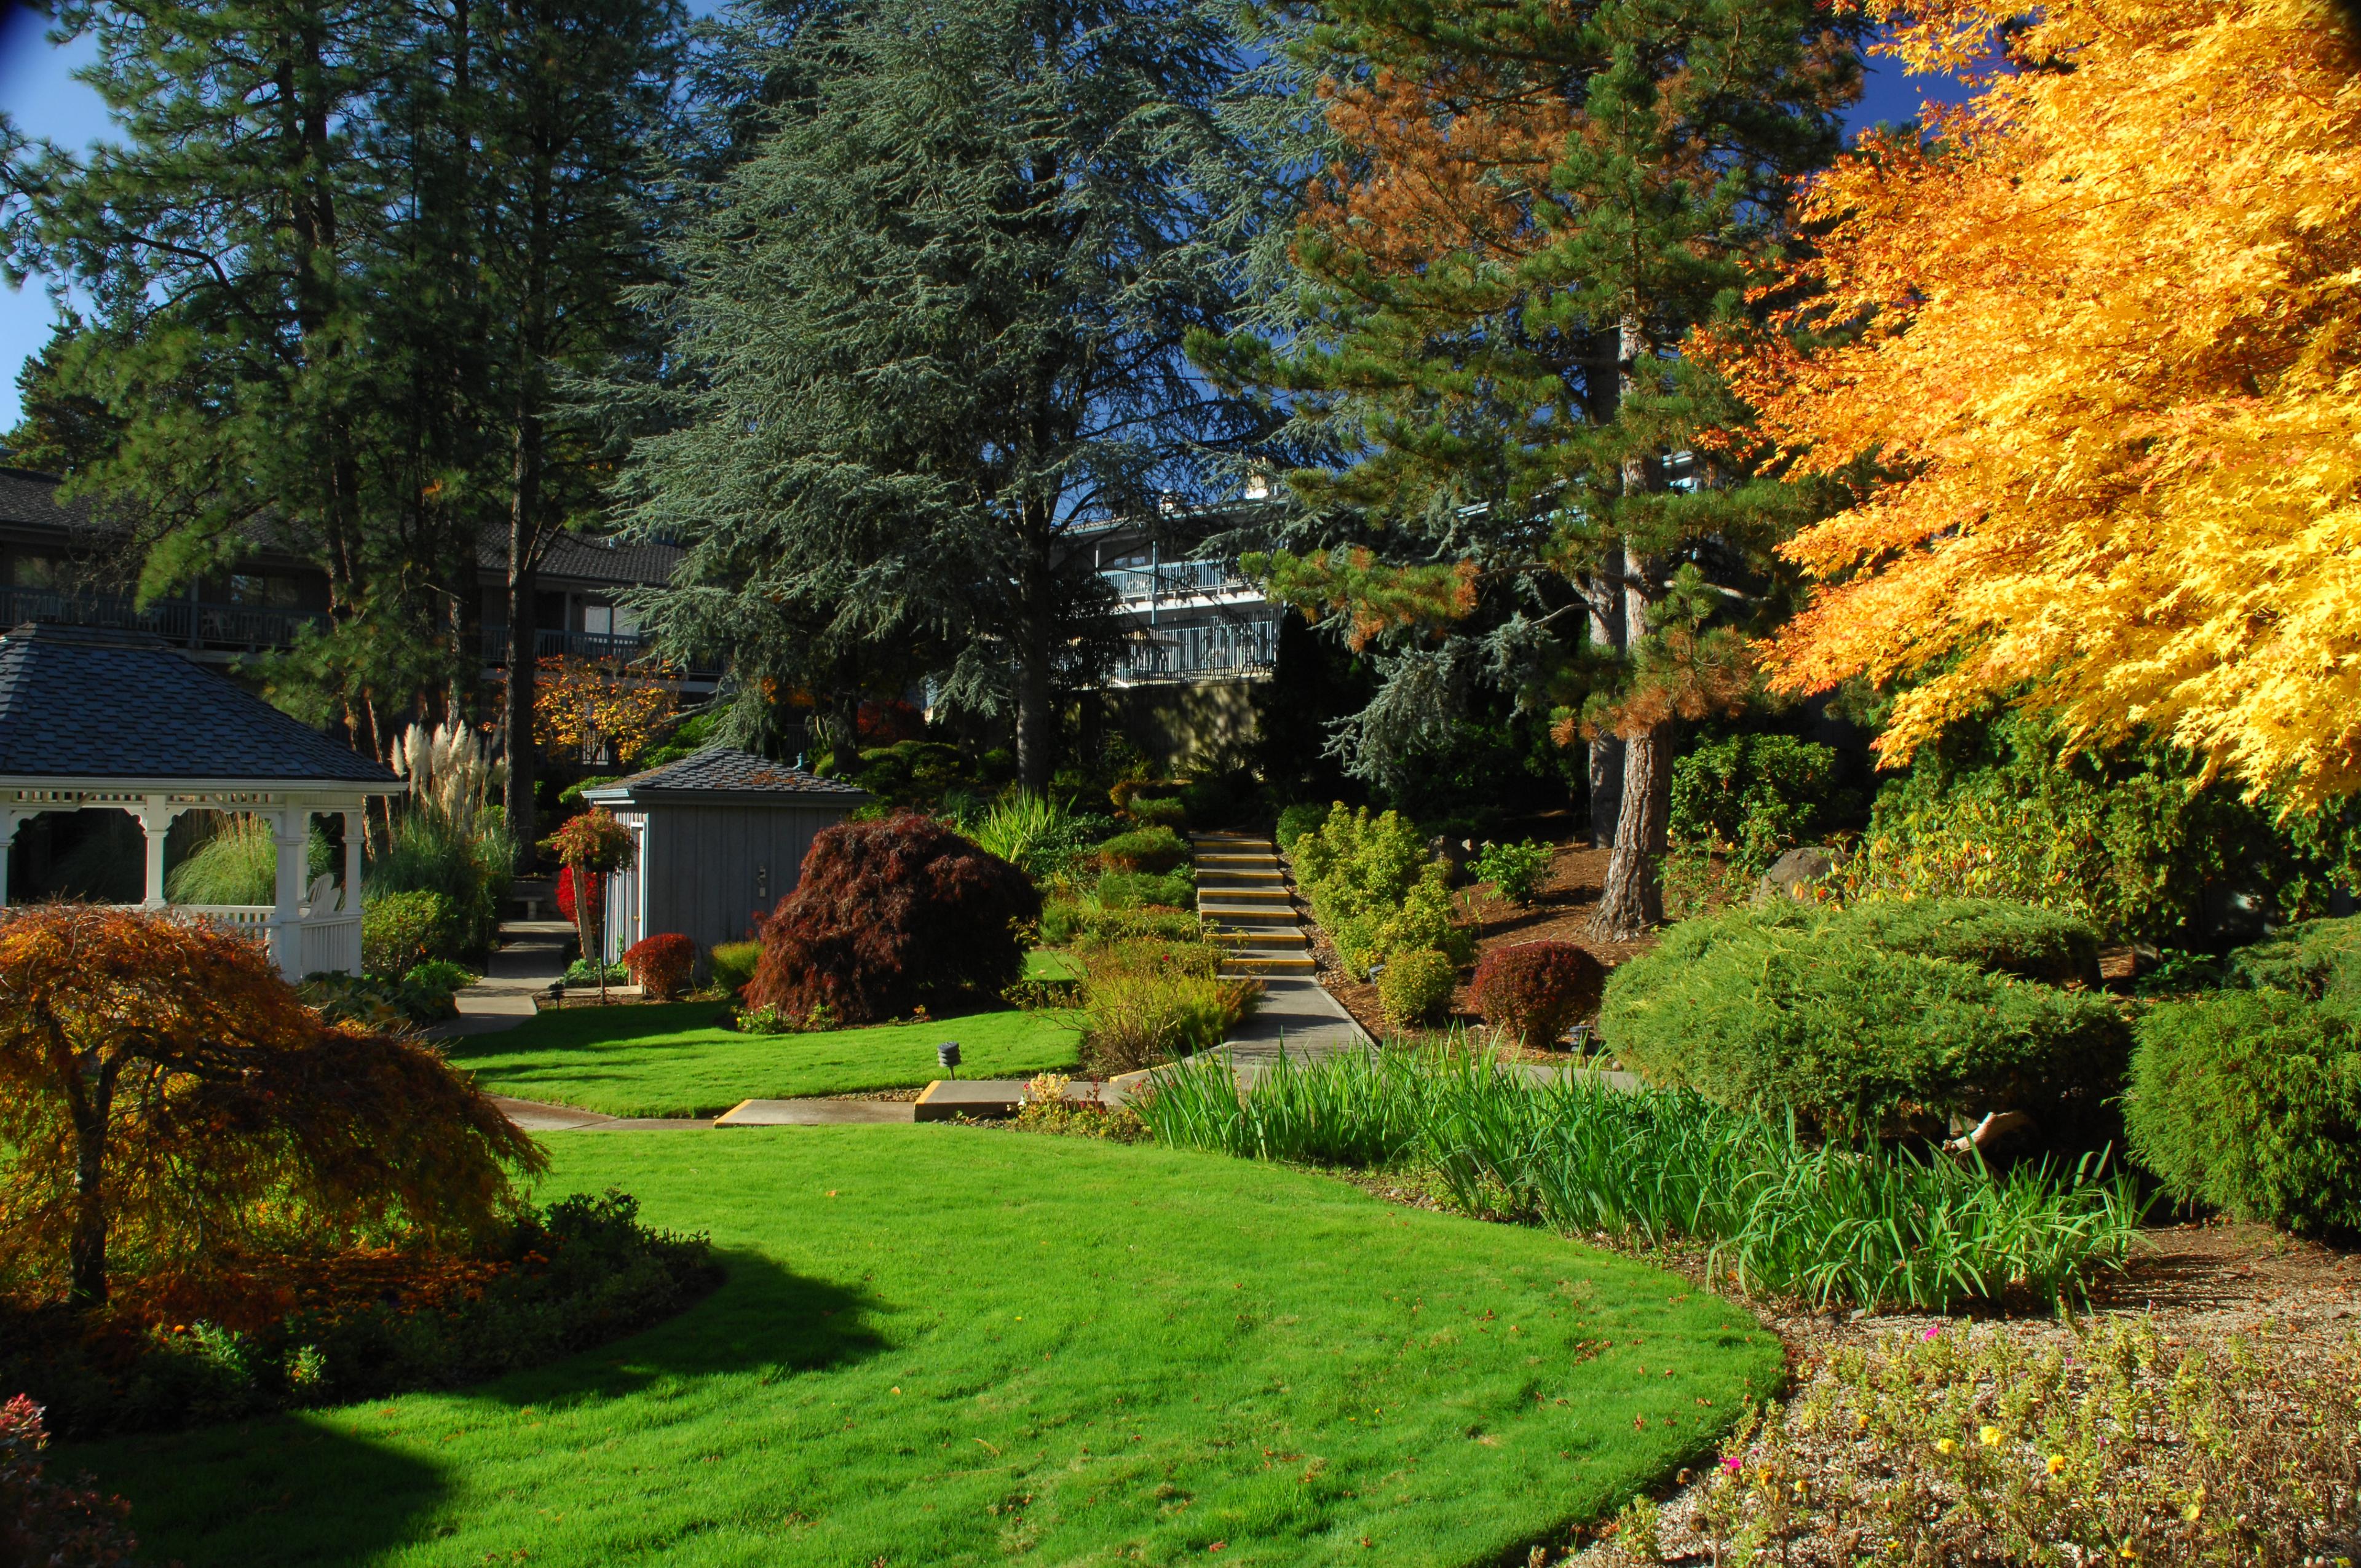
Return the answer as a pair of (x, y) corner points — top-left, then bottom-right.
(1299, 834), (1655, 1048)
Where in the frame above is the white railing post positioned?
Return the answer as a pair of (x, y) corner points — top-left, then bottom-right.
(269, 809), (308, 980)
(341, 808), (364, 976)
(139, 794), (173, 910)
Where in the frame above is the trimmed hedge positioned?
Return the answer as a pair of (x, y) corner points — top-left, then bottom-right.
(1376, 949), (1456, 1030)
(1603, 908), (2130, 1134)
(1830, 898), (2102, 988)
(623, 933), (697, 1000)
(1097, 826), (1188, 874)
(2225, 914), (2361, 1024)
(1471, 941), (1605, 1050)
(2126, 989), (2361, 1232)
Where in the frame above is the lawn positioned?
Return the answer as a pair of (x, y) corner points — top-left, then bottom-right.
(444, 1003), (1082, 1116)
(69, 1130), (1780, 1567)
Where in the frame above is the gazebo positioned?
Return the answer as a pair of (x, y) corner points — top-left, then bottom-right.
(0, 622), (405, 978)
(583, 746), (868, 969)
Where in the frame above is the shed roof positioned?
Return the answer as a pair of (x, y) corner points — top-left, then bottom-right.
(582, 746), (869, 806)
(0, 623), (400, 786)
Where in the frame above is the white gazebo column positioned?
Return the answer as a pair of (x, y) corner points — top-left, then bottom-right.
(138, 794), (173, 909)
(268, 807), (309, 980)
(341, 807), (364, 976)
(0, 807), (24, 909)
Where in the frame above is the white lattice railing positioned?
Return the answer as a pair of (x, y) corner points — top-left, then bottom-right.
(176, 899), (365, 977)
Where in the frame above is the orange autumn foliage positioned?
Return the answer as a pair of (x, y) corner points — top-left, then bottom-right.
(1720, 0), (2361, 805)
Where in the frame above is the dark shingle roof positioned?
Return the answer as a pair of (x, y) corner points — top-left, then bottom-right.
(0, 624), (398, 784)
(585, 746), (868, 801)
(480, 529), (683, 588)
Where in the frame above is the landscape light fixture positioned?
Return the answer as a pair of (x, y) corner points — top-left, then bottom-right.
(1568, 1023), (1594, 1056)
(937, 1040), (962, 1079)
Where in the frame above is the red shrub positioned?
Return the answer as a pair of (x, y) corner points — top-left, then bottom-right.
(745, 815), (1040, 1024)
(1469, 941), (1606, 1050)
(554, 864), (603, 925)
(1, 1396), (141, 1566)
(623, 933), (697, 1000)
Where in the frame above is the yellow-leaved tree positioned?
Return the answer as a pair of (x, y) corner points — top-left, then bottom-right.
(1718, 0), (2361, 805)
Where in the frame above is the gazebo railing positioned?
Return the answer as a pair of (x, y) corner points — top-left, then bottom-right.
(176, 903), (364, 978)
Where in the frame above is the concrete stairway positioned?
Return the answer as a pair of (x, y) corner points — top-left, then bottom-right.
(1192, 831), (1316, 979)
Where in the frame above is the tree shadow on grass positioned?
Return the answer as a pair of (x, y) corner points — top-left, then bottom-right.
(67, 1251), (882, 1568)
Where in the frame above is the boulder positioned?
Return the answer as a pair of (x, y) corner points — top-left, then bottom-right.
(1754, 845), (1839, 906)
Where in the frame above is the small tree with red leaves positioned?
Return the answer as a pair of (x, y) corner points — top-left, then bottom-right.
(544, 812), (635, 1002)
(0, 1395), (140, 1567)
(1469, 941), (1606, 1052)
(0, 906), (545, 1307)
(745, 815), (1039, 1025)
(623, 934), (696, 1001)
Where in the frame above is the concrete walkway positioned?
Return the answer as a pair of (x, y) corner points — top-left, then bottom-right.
(1192, 830), (1368, 1062)
(428, 919), (574, 1040)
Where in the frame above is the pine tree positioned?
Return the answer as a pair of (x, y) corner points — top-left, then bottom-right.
(1195, 0), (1862, 937)
(617, 0), (1271, 788)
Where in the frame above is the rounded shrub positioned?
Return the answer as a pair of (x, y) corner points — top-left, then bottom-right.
(623, 933), (697, 1000)
(1602, 913), (2130, 1134)
(1275, 801), (1333, 855)
(1096, 868), (1193, 910)
(745, 814), (1040, 1024)
(1127, 796), (1188, 830)
(1377, 949), (1457, 1030)
(2225, 914), (2361, 1024)
(362, 889), (460, 978)
(2126, 989), (2361, 1232)
(1829, 898), (2102, 988)
(1470, 941), (1605, 1050)
(1097, 825), (1187, 874)
(708, 940), (761, 999)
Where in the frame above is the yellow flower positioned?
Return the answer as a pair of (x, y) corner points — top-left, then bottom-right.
(1936, 1439), (1960, 1456)
(2046, 1455), (2067, 1475)
(1979, 1426), (2003, 1447)
(2181, 1501), (2202, 1522)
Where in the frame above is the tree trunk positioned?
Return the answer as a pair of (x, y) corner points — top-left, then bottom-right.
(65, 1058), (117, 1308)
(1584, 550), (1626, 848)
(1589, 719), (1672, 940)
(504, 411), (544, 874)
(1014, 641), (1055, 793)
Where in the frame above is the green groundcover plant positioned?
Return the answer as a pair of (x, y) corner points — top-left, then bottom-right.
(1136, 1047), (2142, 1313)
(62, 1130), (1783, 1567)
(2126, 988), (2361, 1233)
(1603, 901), (2126, 1134)
(1290, 804), (1471, 976)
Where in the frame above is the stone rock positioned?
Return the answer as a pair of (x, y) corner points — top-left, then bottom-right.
(1754, 846), (1838, 906)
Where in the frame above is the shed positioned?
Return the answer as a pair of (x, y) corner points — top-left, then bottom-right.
(0, 622), (405, 978)
(580, 746), (869, 967)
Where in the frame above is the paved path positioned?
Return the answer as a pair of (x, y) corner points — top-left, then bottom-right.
(1192, 830), (1368, 1061)
(490, 1095), (709, 1131)
(427, 919), (573, 1040)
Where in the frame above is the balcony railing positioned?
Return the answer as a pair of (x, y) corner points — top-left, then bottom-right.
(480, 625), (722, 677)
(0, 585), (331, 652)
(1114, 617), (1278, 682)
(1099, 559), (1258, 606)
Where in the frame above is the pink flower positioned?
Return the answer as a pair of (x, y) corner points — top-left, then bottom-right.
(1722, 1457), (1742, 1473)
(1921, 1326), (1943, 1341)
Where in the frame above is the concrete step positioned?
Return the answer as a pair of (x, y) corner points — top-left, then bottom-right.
(1196, 850), (1281, 865)
(1209, 927), (1308, 948)
(1196, 905), (1299, 927)
(1197, 865), (1284, 881)
(1196, 885), (1291, 904)
(1222, 954), (1318, 975)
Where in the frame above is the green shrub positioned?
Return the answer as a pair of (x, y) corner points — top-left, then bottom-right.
(1603, 916), (2131, 1134)
(557, 776), (620, 806)
(708, 940), (761, 998)
(1275, 801), (1332, 855)
(1829, 898), (2102, 988)
(562, 958), (631, 987)
(967, 791), (1099, 879)
(2224, 914), (2361, 1024)
(1077, 936), (1259, 1073)
(1467, 839), (1554, 905)
(1097, 825), (1187, 874)
(1670, 733), (1845, 876)
(1126, 795), (1187, 830)
(1376, 949), (1456, 1029)
(362, 890), (461, 978)
(2126, 989), (2361, 1232)
(1096, 867), (1193, 910)
(367, 809), (512, 956)
(1293, 805), (1470, 975)
(404, 960), (477, 999)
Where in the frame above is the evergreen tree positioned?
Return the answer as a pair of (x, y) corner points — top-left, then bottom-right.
(618, 0), (1271, 787)
(1195, 0), (1862, 936)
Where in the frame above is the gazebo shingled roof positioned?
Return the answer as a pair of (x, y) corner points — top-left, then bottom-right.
(0, 622), (404, 978)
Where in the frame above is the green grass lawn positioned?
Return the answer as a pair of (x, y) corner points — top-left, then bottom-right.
(443, 1004), (1082, 1116)
(69, 1130), (1780, 1567)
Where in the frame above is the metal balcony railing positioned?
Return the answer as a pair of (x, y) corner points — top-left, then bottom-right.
(1099, 559), (1257, 605)
(480, 625), (722, 676)
(1115, 617), (1278, 681)
(0, 585), (331, 651)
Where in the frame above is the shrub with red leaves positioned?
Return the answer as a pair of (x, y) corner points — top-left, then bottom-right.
(1469, 941), (1605, 1050)
(745, 815), (1040, 1024)
(1, 1395), (141, 1566)
(623, 933), (697, 1000)
(554, 863), (603, 926)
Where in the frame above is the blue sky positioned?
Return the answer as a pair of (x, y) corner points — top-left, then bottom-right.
(0, 8), (1976, 434)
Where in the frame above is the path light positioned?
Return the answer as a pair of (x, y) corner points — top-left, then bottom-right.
(938, 1040), (961, 1079)
(1568, 1023), (1594, 1055)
